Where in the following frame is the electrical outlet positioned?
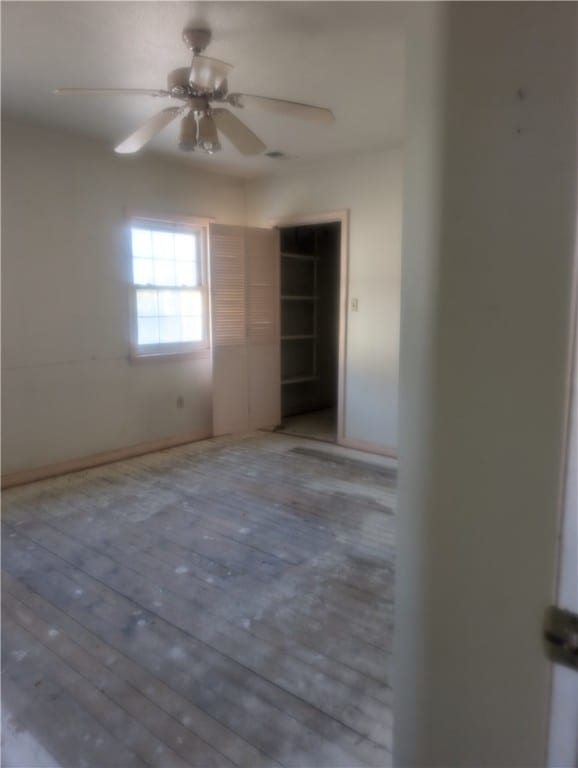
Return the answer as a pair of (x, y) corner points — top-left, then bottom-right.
(351, 298), (359, 312)
(177, 396), (184, 409)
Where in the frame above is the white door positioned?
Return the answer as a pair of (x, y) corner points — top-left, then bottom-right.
(247, 227), (281, 430)
(210, 224), (249, 436)
(210, 224), (280, 436)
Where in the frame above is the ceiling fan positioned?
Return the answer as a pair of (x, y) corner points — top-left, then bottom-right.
(53, 28), (335, 156)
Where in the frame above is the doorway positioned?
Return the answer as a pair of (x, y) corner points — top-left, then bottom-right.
(277, 221), (342, 444)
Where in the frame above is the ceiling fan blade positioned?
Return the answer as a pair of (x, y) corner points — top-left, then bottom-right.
(212, 109), (266, 155)
(189, 56), (233, 91)
(53, 88), (170, 98)
(115, 106), (184, 154)
(227, 93), (335, 125)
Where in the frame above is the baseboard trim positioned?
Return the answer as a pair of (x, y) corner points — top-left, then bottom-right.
(2, 429), (212, 490)
(339, 437), (398, 460)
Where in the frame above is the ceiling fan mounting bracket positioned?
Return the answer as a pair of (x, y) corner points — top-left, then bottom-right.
(182, 28), (212, 55)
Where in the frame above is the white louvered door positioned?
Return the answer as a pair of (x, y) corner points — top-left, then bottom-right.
(246, 227), (281, 430)
(210, 224), (280, 437)
(210, 225), (249, 436)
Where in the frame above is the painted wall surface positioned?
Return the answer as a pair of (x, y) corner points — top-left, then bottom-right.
(2, 118), (246, 473)
(395, 3), (577, 766)
(245, 149), (403, 451)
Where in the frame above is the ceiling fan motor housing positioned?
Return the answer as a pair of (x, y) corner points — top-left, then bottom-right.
(167, 67), (228, 101)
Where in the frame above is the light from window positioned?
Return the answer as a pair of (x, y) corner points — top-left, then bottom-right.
(130, 221), (207, 355)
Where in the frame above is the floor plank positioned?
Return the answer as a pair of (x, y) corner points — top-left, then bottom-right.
(277, 409), (338, 444)
(2, 433), (396, 767)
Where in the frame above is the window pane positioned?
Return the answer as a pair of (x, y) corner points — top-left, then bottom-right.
(180, 290), (202, 316)
(154, 260), (176, 286)
(159, 317), (181, 343)
(181, 316), (203, 342)
(131, 229), (152, 259)
(152, 231), (174, 260)
(132, 223), (205, 351)
(138, 317), (159, 345)
(133, 258), (154, 285)
(175, 261), (197, 286)
(174, 233), (196, 261)
(157, 290), (180, 317)
(136, 290), (158, 317)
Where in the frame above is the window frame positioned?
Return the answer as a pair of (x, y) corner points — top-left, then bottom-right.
(127, 213), (211, 361)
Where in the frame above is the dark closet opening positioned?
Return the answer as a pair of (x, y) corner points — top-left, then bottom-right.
(277, 221), (341, 443)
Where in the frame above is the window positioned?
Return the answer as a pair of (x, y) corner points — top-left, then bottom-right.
(130, 218), (209, 357)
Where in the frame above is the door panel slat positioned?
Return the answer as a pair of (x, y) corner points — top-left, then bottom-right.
(210, 228), (246, 347)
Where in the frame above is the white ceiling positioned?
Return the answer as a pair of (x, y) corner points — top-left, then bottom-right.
(1, 2), (406, 178)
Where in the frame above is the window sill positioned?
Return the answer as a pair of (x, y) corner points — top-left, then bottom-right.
(129, 346), (210, 364)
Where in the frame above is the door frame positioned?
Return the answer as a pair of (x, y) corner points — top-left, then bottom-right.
(547, 248), (578, 768)
(270, 210), (349, 445)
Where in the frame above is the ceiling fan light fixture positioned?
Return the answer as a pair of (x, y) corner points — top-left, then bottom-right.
(178, 113), (197, 151)
(198, 113), (221, 154)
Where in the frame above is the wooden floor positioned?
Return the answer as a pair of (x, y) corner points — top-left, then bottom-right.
(1, 433), (396, 768)
(277, 410), (337, 444)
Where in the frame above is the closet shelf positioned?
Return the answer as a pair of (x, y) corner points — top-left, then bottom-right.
(282, 375), (319, 385)
(281, 334), (317, 341)
(281, 236), (319, 391)
(281, 252), (319, 261)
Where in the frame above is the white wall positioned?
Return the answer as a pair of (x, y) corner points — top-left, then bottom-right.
(395, 3), (577, 765)
(2, 122), (403, 472)
(2, 118), (246, 474)
(245, 149), (403, 451)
